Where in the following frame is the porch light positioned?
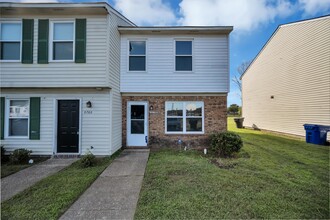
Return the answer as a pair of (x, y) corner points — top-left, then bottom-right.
(149, 105), (153, 111)
(86, 101), (92, 108)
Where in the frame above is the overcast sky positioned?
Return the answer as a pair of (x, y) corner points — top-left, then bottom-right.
(7, 0), (330, 106)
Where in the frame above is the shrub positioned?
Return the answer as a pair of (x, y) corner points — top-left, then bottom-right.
(80, 151), (96, 168)
(210, 131), (243, 157)
(10, 148), (32, 164)
(1, 146), (9, 163)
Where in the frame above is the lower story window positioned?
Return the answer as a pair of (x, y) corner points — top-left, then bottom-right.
(165, 101), (204, 134)
(7, 99), (29, 137)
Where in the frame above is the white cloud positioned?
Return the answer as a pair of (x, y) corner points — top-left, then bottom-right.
(113, 0), (176, 26)
(298, 0), (330, 16)
(178, 0), (294, 32)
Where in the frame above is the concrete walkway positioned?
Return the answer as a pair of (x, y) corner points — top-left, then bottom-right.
(60, 149), (150, 220)
(1, 158), (77, 202)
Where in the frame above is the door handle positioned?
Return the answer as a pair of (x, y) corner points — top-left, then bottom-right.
(145, 136), (148, 144)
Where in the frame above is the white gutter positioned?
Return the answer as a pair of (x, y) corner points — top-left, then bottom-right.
(0, 2), (136, 26)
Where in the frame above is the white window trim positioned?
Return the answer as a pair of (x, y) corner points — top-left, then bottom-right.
(165, 101), (204, 134)
(0, 20), (22, 63)
(174, 39), (194, 73)
(49, 20), (75, 62)
(5, 98), (30, 139)
(127, 39), (147, 73)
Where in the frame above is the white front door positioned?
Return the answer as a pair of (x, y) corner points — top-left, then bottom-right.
(127, 102), (148, 147)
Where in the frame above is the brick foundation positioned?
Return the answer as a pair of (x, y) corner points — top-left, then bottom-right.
(122, 95), (227, 149)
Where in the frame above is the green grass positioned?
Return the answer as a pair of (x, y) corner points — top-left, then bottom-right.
(135, 117), (329, 219)
(1, 164), (31, 178)
(1, 151), (121, 220)
(1, 157), (49, 178)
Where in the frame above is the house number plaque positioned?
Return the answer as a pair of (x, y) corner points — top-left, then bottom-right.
(84, 110), (93, 114)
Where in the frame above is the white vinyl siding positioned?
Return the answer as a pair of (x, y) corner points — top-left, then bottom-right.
(1, 89), (112, 156)
(242, 17), (330, 139)
(0, 16), (108, 88)
(107, 14), (124, 153)
(120, 35), (229, 93)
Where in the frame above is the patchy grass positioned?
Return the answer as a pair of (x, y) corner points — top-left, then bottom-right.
(135, 118), (329, 219)
(1, 150), (121, 220)
(1, 157), (49, 178)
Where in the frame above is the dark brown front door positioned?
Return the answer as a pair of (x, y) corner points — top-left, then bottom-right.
(57, 100), (79, 153)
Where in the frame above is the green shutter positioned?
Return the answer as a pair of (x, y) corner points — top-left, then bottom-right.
(29, 97), (40, 140)
(75, 19), (86, 63)
(22, 19), (34, 64)
(38, 19), (49, 64)
(0, 97), (4, 140)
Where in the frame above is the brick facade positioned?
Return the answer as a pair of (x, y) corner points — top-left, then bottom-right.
(122, 95), (227, 149)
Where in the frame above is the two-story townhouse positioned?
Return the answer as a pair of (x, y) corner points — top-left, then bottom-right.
(119, 27), (232, 148)
(0, 2), (233, 155)
(0, 2), (134, 155)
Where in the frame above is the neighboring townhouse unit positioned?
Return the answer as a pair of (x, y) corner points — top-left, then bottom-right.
(0, 2), (134, 155)
(242, 16), (330, 138)
(0, 2), (233, 155)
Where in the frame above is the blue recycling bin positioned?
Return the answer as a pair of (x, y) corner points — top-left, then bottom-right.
(303, 124), (330, 145)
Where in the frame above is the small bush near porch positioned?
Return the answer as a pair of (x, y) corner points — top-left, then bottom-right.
(1, 147), (49, 178)
(134, 117), (329, 219)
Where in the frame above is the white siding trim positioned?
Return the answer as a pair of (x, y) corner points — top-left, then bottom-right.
(0, 20), (22, 63)
(49, 19), (75, 63)
(165, 101), (204, 135)
(121, 93), (227, 96)
(4, 98), (30, 139)
(173, 38), (194, 73)
(127, 38), (148, 73)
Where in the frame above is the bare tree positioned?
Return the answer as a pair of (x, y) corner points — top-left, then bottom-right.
(233, 60), (251, 95)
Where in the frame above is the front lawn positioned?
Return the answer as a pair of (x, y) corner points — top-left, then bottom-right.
(1, 151), (121, 220)
(1, 157), (49, 178)
(135, 118), (329, 219)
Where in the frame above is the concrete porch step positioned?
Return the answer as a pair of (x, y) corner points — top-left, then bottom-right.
(52, 154), (80, 159)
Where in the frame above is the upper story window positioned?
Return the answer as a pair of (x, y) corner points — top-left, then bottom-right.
(50, 21), (75, 61)
(129, 41), (146, 71)
(165, 101), (204, 134)
(175, 40), (192, 71)
(7, 99), (29, 137)
(0, 22), (22, 61)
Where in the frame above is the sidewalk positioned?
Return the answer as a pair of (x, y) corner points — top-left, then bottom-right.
(1, 158), (77, 202)
(60, 149), (150, 220)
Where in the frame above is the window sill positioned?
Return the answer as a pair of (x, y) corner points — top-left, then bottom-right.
(165, 132), (204, 135)
(4, 136), (29, 139)
(127, 71), (148, 73)
(49, 60), (74, 63)
(174, 71), (194, 74)
(0, 60), (21, 63)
